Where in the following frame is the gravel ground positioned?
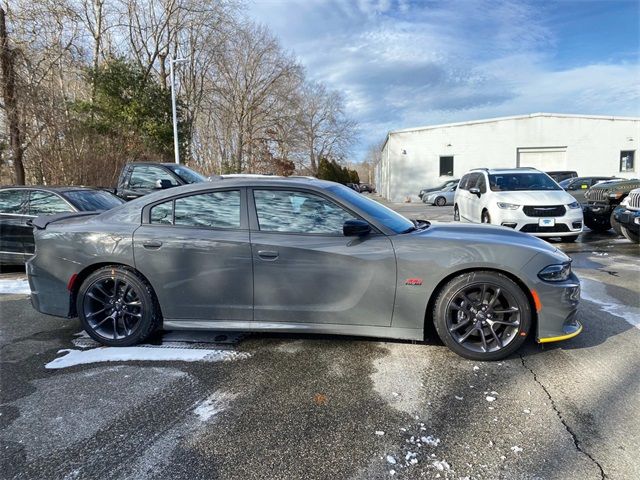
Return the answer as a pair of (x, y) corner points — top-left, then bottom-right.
(1, 201), (638, 480)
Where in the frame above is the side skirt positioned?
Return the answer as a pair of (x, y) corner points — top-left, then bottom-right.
(163, 320), (424, 341)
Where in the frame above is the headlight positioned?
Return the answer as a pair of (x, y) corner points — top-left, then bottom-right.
(568, 201), (580, 209)
(620, 197), (630, 207)
(609, 192), (623, 200)
(497, 202), (520, 210)
(538, 262), (572, 282)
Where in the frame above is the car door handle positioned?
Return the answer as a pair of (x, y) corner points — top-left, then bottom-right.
(142, 240), (163, 249)
(257, 250), (279, 260)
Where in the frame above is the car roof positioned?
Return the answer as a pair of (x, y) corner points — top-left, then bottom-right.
(469, 168), (542, 174)
(0, 185), (107, 194)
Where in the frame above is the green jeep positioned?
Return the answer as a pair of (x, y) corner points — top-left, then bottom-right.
(583, 178), (640, 233)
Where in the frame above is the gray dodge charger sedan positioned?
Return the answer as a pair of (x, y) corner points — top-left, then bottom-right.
(27, 177), (582, 360)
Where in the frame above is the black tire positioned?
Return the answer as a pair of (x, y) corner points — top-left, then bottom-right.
(584, 214), (611, 232)
(77, 266), (161, 346)
(610, 211), (623, 236)
(481, 210), (491, 224)
(621, 226), (640, 243)
(432, 271), (532, 361)
(453, 205), (460, 221)
(435, 196), (447, 207)
(561, 235), (579, 243)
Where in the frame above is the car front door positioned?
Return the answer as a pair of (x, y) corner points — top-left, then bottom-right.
(122, 165), (181, 200)
(133, 188), (253, 322)
(0, 189), (29, 264)
(249, 188), (396, 326)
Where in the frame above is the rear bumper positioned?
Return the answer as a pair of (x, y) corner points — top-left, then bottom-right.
(27, 257), (74, 318)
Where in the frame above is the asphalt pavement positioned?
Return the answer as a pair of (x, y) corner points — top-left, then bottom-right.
(1, 201), (638, 480)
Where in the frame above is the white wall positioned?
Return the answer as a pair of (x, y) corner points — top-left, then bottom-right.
(379, 114), (640, 202)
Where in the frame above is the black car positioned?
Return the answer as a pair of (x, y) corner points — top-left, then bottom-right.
(546, 171), (578, 183)
(358, 183), (375, 193)
(0, 186), (124, 266)
(560, 176), (620, 204)
(116, 162), (207, 201)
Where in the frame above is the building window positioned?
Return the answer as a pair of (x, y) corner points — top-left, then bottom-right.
(620, 151), (635, 172)
(439, 156), (454, 176)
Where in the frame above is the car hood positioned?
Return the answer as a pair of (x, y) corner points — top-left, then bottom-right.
(489, 190), (576, 205)
(410, 222), (566, 258)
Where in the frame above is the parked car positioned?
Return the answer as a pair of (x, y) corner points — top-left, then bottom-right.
(454, 168), (583, 241)
(28, 178), (581, 361)
(116, 162), (207, 200)
(560, 176), (620, 204)
(0, 186), (124, 266)
(358, 183), (375, 193)
(423, 183), (457, 206)
(583, 178), (640, 233)
(418, 179), (459, 199)
(346, 183), (361, 192)
(546, 171), (578, 183)
(613, 188), (640, 243)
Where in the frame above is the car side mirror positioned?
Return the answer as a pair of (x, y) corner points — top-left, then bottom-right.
(469, 187), (481, 196)
(155, 179), (173, 189)
(343, 219), (371, 236)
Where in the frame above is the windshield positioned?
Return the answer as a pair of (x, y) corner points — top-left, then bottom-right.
(64, 190), (125, 211)
(558, 178), (573, 188)
(488, 173), (561, 192)
(165, 165), (206, 184)
(328, 184), (415, 234)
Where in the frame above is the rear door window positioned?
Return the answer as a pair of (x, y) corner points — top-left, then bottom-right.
(0, 190), (28, 214)
(28, 191), (74, 215)
(149, 190), (241, 229)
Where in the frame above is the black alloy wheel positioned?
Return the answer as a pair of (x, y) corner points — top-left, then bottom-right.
(77, 266), (161, 346)
(433, 271), (531, 360)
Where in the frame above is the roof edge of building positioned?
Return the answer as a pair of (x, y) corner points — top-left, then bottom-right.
(386, 112), (640, 138)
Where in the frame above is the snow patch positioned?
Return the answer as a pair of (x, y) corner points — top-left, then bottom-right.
(386, 455), (397, 465)
(432, 459), (450, 471)
(421, 435), (440, 447)
(193, 390), (237, 421)
(45, 347), (250, 369)
(580, 278), (640, 329)
(511, 446), (523, 453)
(486, 396), (496, 402)
(0, 278), (30, 295)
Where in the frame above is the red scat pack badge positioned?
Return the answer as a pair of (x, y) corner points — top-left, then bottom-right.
(405, 278), (423, 286)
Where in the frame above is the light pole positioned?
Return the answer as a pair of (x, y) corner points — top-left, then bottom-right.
(169, 57), (188, 164)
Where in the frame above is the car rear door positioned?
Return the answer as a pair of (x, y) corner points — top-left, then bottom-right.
(0, 189), (29, 264)
(249, 188), (396, 326)
(133, 188), (253, 322)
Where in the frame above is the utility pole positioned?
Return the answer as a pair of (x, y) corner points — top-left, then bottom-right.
(169, 57), (188, 164)
(0, 7), (25, 184)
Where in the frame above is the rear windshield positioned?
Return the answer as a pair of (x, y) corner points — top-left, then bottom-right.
(488, 173), (561, 192)
(64, 190), (125, 211)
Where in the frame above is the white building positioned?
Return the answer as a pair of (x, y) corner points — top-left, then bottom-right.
(376, 113), (640, 202)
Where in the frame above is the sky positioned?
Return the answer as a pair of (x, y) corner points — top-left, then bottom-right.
(247, 0), (640, 162)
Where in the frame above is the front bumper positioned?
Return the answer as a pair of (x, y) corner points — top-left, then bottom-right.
(613, 206), (640, 233)
(490, 206), (583, 237)
(532, 272), (581, 343)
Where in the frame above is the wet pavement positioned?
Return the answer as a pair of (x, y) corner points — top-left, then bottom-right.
(1, 202), (638, 479)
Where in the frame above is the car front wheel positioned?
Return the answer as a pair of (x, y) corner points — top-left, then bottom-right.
(433, 271), (532, 361)
(77, 266), (161, 346)
(481, 210), (491, 224)
(453, 205), (460, 221)
(621, 226), (640, 243)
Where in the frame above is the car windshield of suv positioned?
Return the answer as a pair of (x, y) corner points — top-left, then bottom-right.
(488, 173), (561, 192)
(64, 190), (125, 211)
(165, 165), (206, 184)
(328, 184), (415, 234)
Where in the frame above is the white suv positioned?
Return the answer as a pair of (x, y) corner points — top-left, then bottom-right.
(453, 168), (584, 241)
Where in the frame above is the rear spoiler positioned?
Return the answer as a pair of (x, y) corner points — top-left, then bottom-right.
(29, 212), (100, 230)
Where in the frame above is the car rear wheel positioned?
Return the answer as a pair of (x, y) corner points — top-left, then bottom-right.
(435, 196), (447, 207)
(621, 226), (640, 243)
(433, 271), (532, 361)
(77, 266), (161, 346)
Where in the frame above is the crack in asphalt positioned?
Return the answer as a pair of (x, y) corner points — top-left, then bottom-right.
(520, 354), (606, 480)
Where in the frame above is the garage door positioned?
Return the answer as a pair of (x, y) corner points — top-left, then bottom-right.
(517, 147), (567, 170)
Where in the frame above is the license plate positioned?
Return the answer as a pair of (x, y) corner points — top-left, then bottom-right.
(539, 218), (555, 227)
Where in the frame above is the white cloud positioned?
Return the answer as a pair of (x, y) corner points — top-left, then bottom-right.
(248, 0), (640, 160)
